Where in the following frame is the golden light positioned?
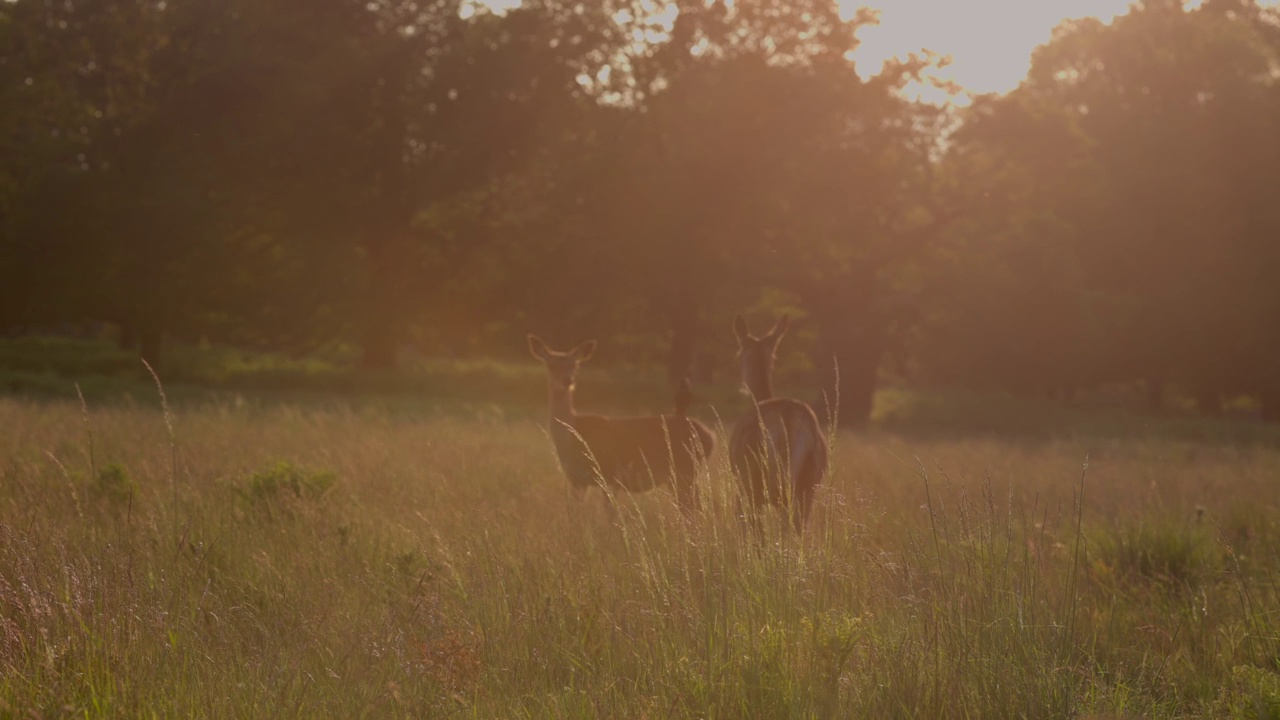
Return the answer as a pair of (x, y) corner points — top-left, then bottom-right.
(473, 0), (1278, 104)
(846, 0), (1279, 104)
(845, 0), (1136, 103)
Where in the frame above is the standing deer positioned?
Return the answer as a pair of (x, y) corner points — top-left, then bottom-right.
(729, 315), (829, 534)
(528, 335), (715, 513)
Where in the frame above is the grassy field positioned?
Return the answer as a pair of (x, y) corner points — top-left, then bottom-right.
(2, 365), (1280, 717)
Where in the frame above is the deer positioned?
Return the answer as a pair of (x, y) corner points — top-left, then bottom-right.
(527, 335), (715, 514)
(728, 314), (829, 535)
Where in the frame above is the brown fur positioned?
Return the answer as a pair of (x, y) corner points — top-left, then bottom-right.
(529, 335), (715, 512)
(728, 315), (829, 533)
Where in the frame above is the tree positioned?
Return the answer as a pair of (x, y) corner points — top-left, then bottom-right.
(559, 0), (952, 424)
(924, 0), (1280, 416)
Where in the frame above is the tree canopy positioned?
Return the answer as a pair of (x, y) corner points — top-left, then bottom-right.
(3, 0), (1279, 423)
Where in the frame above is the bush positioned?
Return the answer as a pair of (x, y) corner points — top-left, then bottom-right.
(0, 336), (138, 378)
(1227, 665), (1280, 719)
(90, 463), (135, 506)
(244, 461), (337, 501)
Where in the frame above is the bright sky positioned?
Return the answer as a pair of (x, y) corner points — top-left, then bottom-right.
(477, 0), (1274, 103)
(846, 0), (1139, 102)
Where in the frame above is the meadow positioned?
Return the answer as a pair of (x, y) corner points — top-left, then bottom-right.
(2, 350), (1280, 718)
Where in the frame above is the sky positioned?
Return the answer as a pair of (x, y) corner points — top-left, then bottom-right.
(476, 0), (1274, 103)
(845, 0), (1148, 102)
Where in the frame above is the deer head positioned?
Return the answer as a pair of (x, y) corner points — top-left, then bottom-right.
(528, 334), (596, 414)
(733, 314), (789, 401)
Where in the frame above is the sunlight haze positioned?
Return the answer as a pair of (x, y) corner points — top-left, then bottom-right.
(847, 0), (1159, 100)
(475, 0), (1279, 101)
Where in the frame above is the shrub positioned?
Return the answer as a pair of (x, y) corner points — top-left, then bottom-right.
(1226, 665), (1280, 719)
(90, 463), (135, 506)
(244, 461), (336, 501)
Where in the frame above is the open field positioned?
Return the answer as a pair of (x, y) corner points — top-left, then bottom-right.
(10, 0), (1280, 716)
(2, 384), (1280, 718)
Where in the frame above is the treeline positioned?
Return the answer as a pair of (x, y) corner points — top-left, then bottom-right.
(3, 0), (1279, 425)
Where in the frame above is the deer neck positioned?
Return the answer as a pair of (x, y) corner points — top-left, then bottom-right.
(744, 369), (774, 404)
(547, 385), (577, 425)
(547, 386), (586, 469)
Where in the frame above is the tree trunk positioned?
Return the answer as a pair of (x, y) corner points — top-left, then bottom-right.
(1145, 377), (1165, 412)
(667, 304), (699, 389)
(690, 350), (715, 385)
(814, 310), (887, 429)
(1195, 387), (1221, 416)
(361, 80), (414, 372)
(360, 321), (397, 371)
(798, 269), (891, 429)
(139, 323), (162, 372)
(1061, 383), (1077, 403)
(118, 319), (137, 351)
(359, 224), (412, 372)
(1261, 387), (1280, 424)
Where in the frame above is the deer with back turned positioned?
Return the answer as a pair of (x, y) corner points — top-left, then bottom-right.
(728, 315), (829, 534)
(528, 335), (715, 513)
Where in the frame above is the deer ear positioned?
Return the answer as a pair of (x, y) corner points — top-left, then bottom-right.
(766, 314), (790, 345)
(733, 315), (750, 345)
(527, 334), (550, 361)
(571, 340), (597, 362)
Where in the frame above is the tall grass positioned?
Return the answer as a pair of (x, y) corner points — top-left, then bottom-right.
(1, 393), (1278, 718)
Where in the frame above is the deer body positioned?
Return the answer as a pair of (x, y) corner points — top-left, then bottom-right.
(550, 414), (710, 494)
(728, 315), (829, 533)
(530, 335), (714, 510)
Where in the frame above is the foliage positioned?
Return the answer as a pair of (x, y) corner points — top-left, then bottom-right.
(1227, 665), (1280, 720)
(3, 0), (1280, 425)
(923, 0), (1280, 416)
(243, 461), (337, 502)
(90, 462), (135, 506)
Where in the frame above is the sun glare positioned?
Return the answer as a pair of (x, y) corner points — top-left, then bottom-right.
(844, 0), (1139, 103)
(847, 0), (1279, 103)
(470, 0), (1279, 103)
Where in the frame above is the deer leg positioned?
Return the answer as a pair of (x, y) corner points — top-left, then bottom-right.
(568, 481), (591, 504)
(566, 483), (589, 517)
(595, 485), (619, 523)
(672, 472), (701, 517)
